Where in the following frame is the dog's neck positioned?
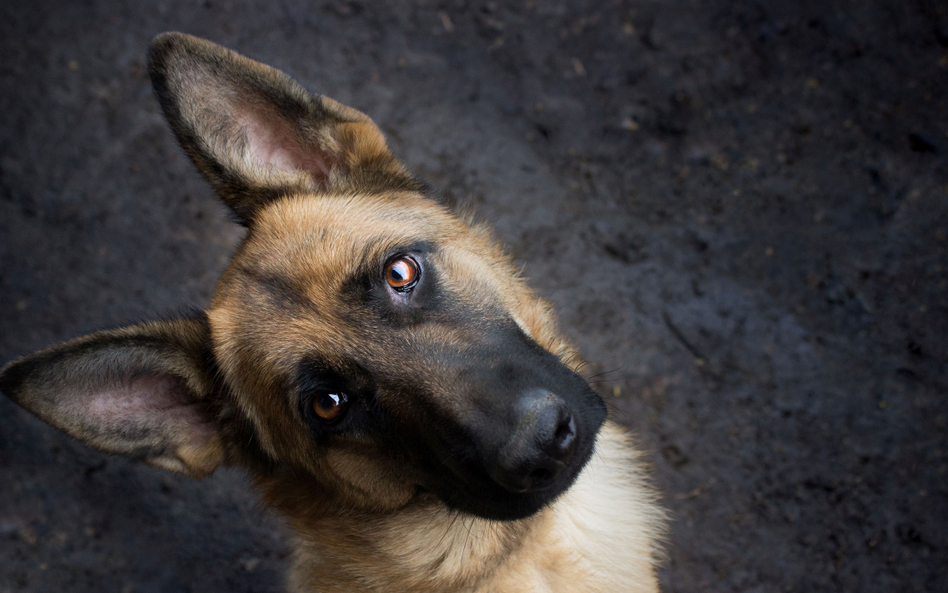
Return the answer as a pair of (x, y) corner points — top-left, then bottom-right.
(249, 423), (663, 593)
(257, 470), (538, 592)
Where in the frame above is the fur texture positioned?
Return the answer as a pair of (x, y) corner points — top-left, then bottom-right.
(0, 33), (665, 592)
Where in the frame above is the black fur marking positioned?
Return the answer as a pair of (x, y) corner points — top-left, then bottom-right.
(239, 265), (316, 312)
(383, 321), (606, 521)
(294, 358), (391, 444)
(0, 352), (33, 404)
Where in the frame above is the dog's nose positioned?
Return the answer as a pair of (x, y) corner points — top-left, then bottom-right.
(487, 389), (578, 494)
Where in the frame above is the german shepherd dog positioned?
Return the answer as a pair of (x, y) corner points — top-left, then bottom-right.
(0, 33), (664, 592)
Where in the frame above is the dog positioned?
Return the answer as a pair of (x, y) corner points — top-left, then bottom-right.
(0, 33), (665, 592)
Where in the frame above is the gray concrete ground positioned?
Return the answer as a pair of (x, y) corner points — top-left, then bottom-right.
(1, 1), (946, 591)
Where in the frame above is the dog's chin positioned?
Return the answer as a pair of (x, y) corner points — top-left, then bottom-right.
(443, 483), (570, 521)
(425, 444), (593, 522)
(413, 486), (556, 521)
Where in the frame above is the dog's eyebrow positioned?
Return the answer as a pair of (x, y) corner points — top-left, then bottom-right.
(381, 240), (436, 261)
(238, 265), (315, 312)
(238, 240), (437, 312)
(350, 240), (437, 281)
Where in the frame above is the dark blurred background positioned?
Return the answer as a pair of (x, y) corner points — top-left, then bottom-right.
(1, 1), (946, 591)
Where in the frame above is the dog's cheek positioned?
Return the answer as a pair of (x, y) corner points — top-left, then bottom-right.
(323, 448), (417, 511)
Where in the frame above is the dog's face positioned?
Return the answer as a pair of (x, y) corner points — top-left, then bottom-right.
(0, 33), (606, 522)
(214, 192), (605, 519)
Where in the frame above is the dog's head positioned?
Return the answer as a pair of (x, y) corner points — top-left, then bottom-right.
(0, 33), (606, 521)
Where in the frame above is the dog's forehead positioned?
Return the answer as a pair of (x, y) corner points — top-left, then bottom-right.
(232, 191), (524, 320)
(208, 190), (537, 370)
(248, 192), (456, 267)
(209, 192), (473, 361)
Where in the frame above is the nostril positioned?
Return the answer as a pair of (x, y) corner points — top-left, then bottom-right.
(488, 391), (581, 494)
(549, 411), (576, 461)
(554, 414), (575, 449)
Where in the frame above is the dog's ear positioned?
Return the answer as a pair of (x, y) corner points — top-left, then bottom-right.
(0, 315), (225, 478)
(147, 32), (420, 223)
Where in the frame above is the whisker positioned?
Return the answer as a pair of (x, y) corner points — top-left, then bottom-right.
(584, 364), (626, 382)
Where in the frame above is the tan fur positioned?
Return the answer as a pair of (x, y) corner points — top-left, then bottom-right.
(275, 423), (664, 593)
(0, 33), (665, 592)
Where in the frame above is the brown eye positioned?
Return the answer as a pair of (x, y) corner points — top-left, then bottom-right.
(385, 256), (419, 291)
(312, 391), (349, 423)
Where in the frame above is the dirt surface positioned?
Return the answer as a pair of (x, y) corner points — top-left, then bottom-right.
(1, 1), (947, 591)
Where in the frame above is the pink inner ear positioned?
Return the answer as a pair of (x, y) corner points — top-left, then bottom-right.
(85, 374), (217, 444)
(236, 103), (332, 182)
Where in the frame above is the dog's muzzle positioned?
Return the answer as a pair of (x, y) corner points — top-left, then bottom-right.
(486, 389), (578, 494)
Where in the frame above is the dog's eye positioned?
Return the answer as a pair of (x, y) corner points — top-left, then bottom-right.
(385, 256), (419, 292)
(312, 391), (349, 423)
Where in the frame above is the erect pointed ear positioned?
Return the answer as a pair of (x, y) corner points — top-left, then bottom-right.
(147, 32), (422, 223)
(0, 315), (224, 478)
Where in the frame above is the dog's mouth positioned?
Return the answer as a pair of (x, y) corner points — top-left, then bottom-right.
(425, 434), (599, 521)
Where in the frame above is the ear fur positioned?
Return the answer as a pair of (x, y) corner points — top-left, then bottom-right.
(0, 314), (224, 478)
(147, 32), (422, 223)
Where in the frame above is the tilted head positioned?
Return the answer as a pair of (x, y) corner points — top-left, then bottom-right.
(0, 33), (606, 521)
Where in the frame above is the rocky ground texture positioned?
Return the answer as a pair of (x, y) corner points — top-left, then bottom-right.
(1, 1), (946, 592)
